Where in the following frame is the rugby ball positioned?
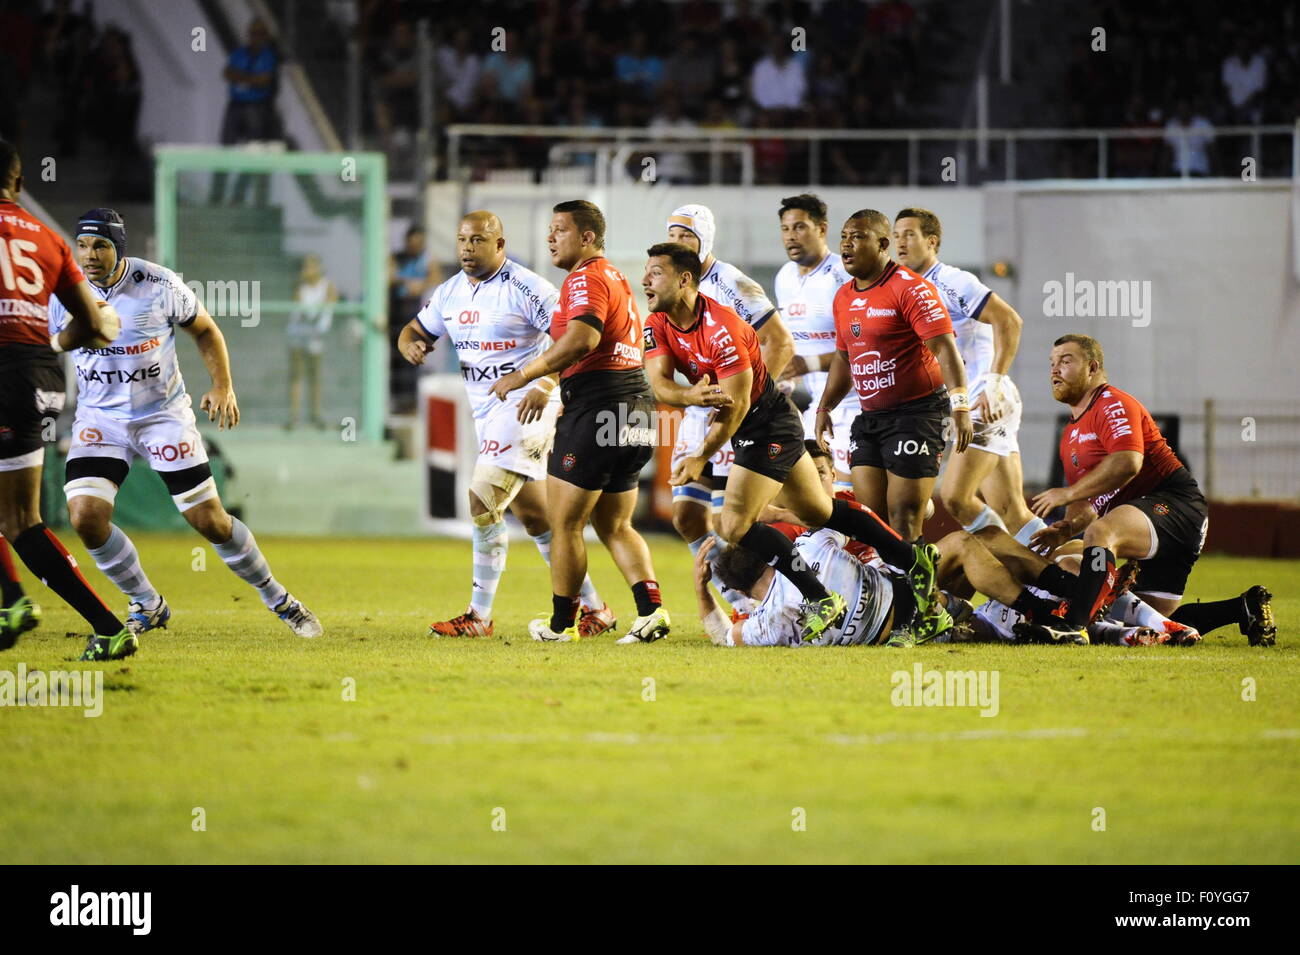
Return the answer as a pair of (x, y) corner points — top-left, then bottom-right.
(88, 301), (122, 348)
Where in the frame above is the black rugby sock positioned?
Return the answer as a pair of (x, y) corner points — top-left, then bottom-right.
(824, 498), (915, 569)
(738, 524), (829, 603)
(1066, 545), (1116, 628)
(1170, 597), (1243, 636)
(12, 524), (122, 635)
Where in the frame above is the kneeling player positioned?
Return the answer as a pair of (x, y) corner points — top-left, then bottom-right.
(50, 209), (321, 659)
(642, 243), (952, 643)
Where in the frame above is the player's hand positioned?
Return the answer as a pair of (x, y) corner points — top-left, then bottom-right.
(972, 390), (995, 423)
(814, 408), (833, 453)
(684, 379), (732, 408)
(1031, 486), (1073, 517)
(1028, 520), (1072, 555)
(777, 354), (809, 382)
(490, 370), (528, 402)
(950, 409), (973, 453)
(201, 386), (240, 430)
(400, 338), (431, 366)
(670, 455), (707, 487)
(693, 535), (718, 591)
(94, 300), (122, 343)
(978, 373), (1011, 422)
(516, 386), (551, 424)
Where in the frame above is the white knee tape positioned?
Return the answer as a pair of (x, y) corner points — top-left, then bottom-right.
(63, 476), (119, 504)
(470, 463), (524, 525)
(172, 476), (218, 513)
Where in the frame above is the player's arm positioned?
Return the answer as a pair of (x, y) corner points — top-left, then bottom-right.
(671, 370), (751, 489)
(1031, 450), (1143, 518)
(974, 293), (1023, 421)
(397, 317), (437, 365)
(180, 303), (240, 430)
(490, 319), (600, 404)
(813, 350), (852, 450)
(694, 537), (743, 647)
(645, 354), (732, 409)
(756, 311), (794, 380)
(1031, 500), (1100, 554)
(778, 349), (832, 381)
(925, 332), (973, 453)
(51, 279), (119, 352)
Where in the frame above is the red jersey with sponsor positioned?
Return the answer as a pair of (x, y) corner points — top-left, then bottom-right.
(0, 198), (85, 347)
(552, 256), (643, 378)
(832, 261), (953, 412)
(644, 293), (768, 403)
(1059, 384), (1184, 514)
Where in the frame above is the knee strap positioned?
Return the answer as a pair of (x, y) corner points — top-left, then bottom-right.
(470, 463), (525, 525)
(63, 476), (119, 504)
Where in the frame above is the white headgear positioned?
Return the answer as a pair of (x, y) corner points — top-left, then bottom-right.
(666, 204), (715, 261)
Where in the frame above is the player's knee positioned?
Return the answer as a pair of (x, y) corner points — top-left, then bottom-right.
(517, 512), (549, 537)
(716, 510), (749, 545)
(186, 503), (233, 542)
(671, 504), (709, 542)
(940, 488), (972, 522)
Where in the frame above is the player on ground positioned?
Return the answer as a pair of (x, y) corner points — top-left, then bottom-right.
(0, 140), (132, 655)
(891, 208), (1043, 545)
(1029, 334), (1274, 644)
(773, 194), (857, 487)
(663, 204), (793, 558)
(816, 209), (973, 539)
(488, 200), (667, 644)
(397, 211), (614, 638)
(642, 243), (953, 643)
(49, 208), (322, 657)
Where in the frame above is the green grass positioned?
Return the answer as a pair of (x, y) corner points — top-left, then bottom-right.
(1, 531), (1297, 864)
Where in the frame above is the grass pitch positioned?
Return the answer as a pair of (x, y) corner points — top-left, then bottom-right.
(1, 531), (1297, 864)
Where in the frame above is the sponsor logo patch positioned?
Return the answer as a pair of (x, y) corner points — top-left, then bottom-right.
(768, 442), (782, 458)
(849, 321), (861, 338)
(561, 452), (576, 471)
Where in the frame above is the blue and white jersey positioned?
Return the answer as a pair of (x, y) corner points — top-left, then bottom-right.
(699, 258), (776, 330)
(415, 260), (559, 418)
(922, 261), (994, 395)
(48, 257), (196, 420)
(739, 528), (894, 647)
(775, 252), (856, 412)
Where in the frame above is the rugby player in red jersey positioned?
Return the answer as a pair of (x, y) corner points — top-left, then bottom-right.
(815, 209), (973, 542)
(0, 140), (134, 657)
(489, 200), (669, 644)
(1028, 334), (1274, 644)
(642, 242), (955, 645)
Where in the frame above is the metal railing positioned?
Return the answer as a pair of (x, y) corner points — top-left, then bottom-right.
(446, 122), (1300, 186)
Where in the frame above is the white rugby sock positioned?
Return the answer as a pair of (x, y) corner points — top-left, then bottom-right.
(1110, 592), (1170, 630)
(213, 517), (288, 610)
(1014, 516), (1049, 547)
(531, 530), (603, 609)
(470, 520), (507, 619)
(962, 504), (1006, 534)
(1089, 621), (1134, 645)
(87, 525), (159, 607)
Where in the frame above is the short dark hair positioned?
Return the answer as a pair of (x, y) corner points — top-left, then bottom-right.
(895, 207), (942, 250)
(804, 439), (830, 461)
(713, 543), (769, 595)
(1053, 333), (1105, 370)
(553, 199), (606, 248)
(0, 139), (20, 189)
(847, 209), (891, 236)
(779, 193), (828, 225)
(645, 242), (702, 284)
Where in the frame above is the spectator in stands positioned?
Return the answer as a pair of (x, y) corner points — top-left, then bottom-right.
(1221, 34), (1267, 123)
(481, 29), (533, 112)
(389, 226), (442, 413)
(286, 254), (337, 431)
(665, 32), (715, 104)
(373, 19), (419, 147)
(648, 94), (698, 184)
(220, 18), (281, 144)
(750, 35), (807, 117)
(712, 37), (751, 120)
(436, 27), (481, 119)
(1112, 93), (1162, 178)
(615, 32), (664, 103)
(1163, 99), (1214, 176)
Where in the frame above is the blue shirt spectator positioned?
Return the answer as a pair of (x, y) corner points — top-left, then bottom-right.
(225, 19), (277, 104)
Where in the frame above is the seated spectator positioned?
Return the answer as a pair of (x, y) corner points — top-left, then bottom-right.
(1163, 99), (1214, 176)
(712, 36), (750, 118)
(750, 36), (807, 115)
(1111, 93), (1162, 178)
(648, 94), (698, 184)
(481, 29), (533, 109)
(373, 19), (418, 144)
(615, 32), (664, 101)
(1221, 35), (1266, 123)
(665, 33), (715, 103)
(389, 226), (442, 413)
(436, 27), (481, 119)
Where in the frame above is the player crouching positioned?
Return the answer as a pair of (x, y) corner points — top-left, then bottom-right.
(50, 209), (321, 659)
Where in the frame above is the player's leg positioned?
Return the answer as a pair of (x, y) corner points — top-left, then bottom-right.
(851, 465), (888, 517)
(937, 530), (1077, 633)
(590, 487), (669, 643)
(1067, 504), (1157, 628)
(982, 452), (1045, 546)
(535, 474), (602, 640)
(307, 349), (324, 427)
(885, 473), (937, 541)
(0, 533), (26, 616)
(431, 462), (520, 636)
(287, 346), (304, 428)
(938, 444), (1004, 532)
(1170, 587), (1275, 646)
(64, 456), (167, 636)
(510, 479), (612, 636)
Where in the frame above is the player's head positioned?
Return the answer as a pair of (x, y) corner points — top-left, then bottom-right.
(805, 440), (834, 495)
(893, 207), (942, 271)
(642, 242), (701, 313)
(549, 199), (605, 270)
(301, 253), (323, 282)
(839, 209), (892, 279)
(0, 139), (21, 199)
(1049, 334), (1106, 403)
(713, 543), (772, 599)
(666, 204), (715, 262)
(779, 194), (829, 266)
(75, 208), (127, 284)
(457, 210), (506, 279)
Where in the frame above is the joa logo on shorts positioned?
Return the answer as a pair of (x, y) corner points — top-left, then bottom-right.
(561, 452), (576, 471)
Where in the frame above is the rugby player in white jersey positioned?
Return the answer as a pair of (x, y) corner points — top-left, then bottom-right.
(397, 211), (613, 638)
(663, 205), (793, 577)
(773, 194), (857, 488)
(48, 209), (322, 651)
(892, 208), (1045, 547)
